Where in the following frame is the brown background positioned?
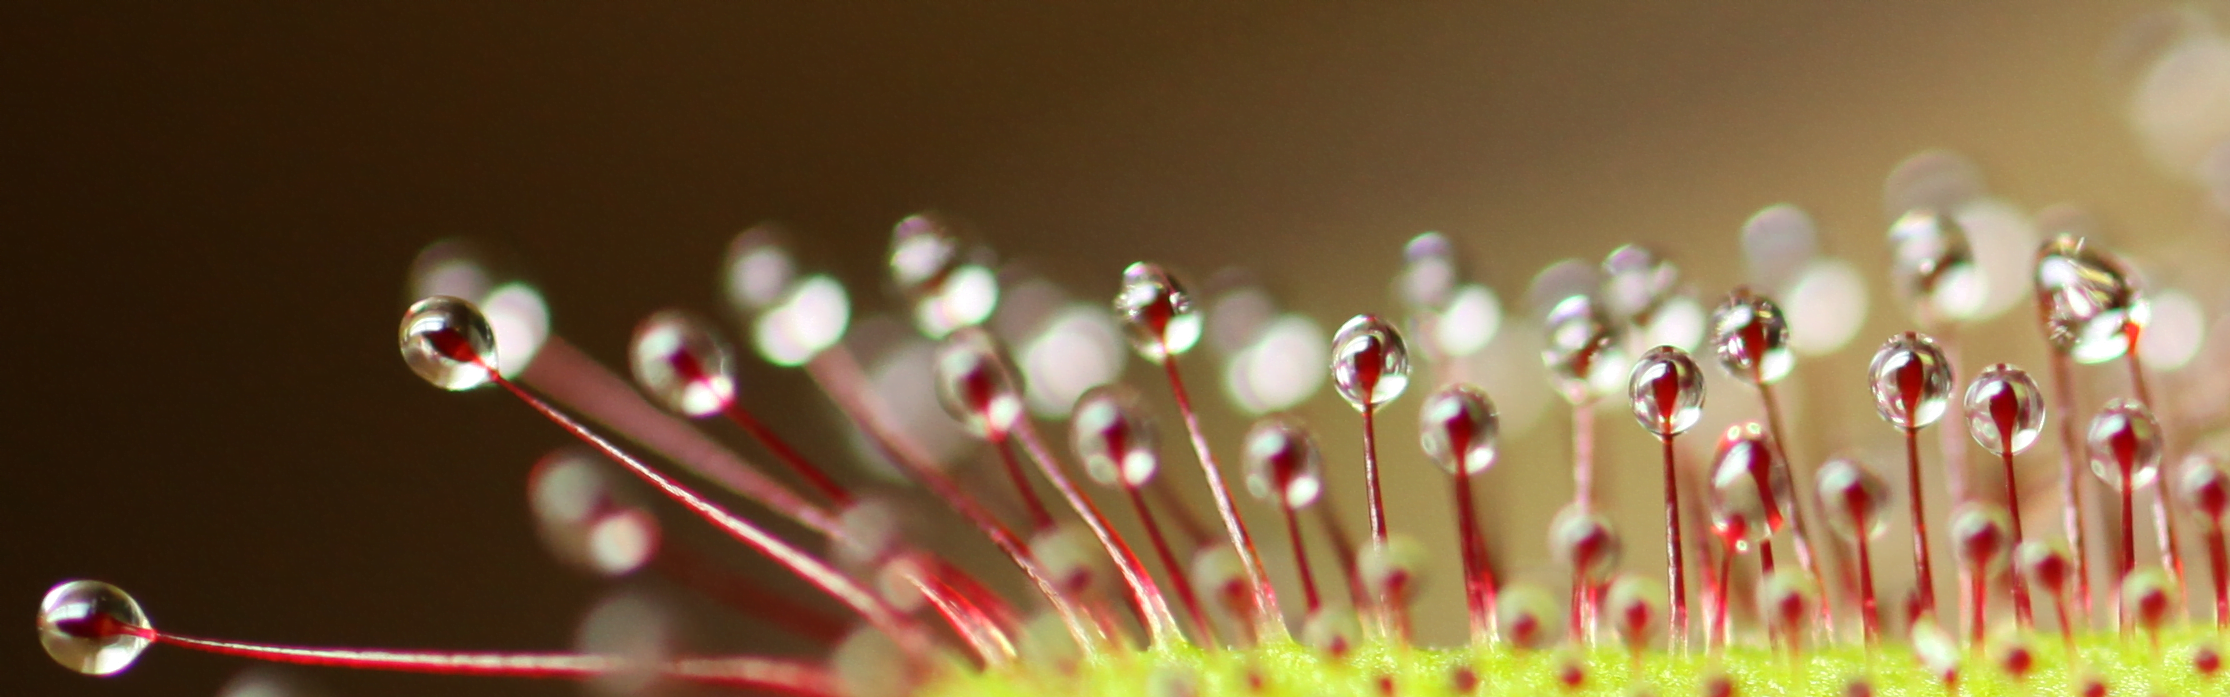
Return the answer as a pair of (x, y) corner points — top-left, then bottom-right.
(5, 2), (2221, 696)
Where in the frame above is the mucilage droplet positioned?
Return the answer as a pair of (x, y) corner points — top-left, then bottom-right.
(1627, 345), (1704, 438)
(1243, 415), (1324, 509)
(629, 309), (739, 418)
(1868, 331), (1954, 431)
(1888, 208), (1985, 322)
(887, 212), (999, 339)
(932, 328), (1025, 440)
(1418, 384), (1498, 477)
(1330, 314), (1411, 410)
(38, 580), (151, 676)
(1708, 287), (1794, 385)
(1070, 385), (1160, 489)
(1818, 458), (1891, 541)
(1541, 295), (1624, 403)
(1710, 423), (1788, 552)
(1114, 262), (1203, 362)
(1963, 363), (2046, 457)
(2087, 398), (2164, 491)
(2035, 235), (2149, 364)
(399, 295), (499, 391)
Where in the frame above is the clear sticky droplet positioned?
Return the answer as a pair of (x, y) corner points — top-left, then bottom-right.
(628, 309), (738, 418)
(406, 239), (549, 378)
(1243, 415), (1324, 509)
(1817, 458), (1890, 542)
(1626, 345), (1705, 438)
(1950, 503), (2014, 573)
(2087, 398), (2164, 491)
(932, 328), (1024, 440)
(1541, 295), (1625, 404)
(1115, 263), (1203, 362)
(751, 274), (852, 367)
(38, 580), (150, 676)
(1888, 208), (1985, 322)
(1708, 287), (1794, 385)
(1330, 314), (1411, 410)
(2178, 452), (2230, 523)
(1550, 504), (1622, 582)
(1418, 384), (1498, 477)
(1963, 363), (2046, 457)
(1756, 571), (1817, 634)
(399, 296), (498, 391)
(2036, 235), (2149, 364)
(1710, 423), (1787, 552)
(1070, 385), (1159, 489)
(888, 213), (998, 338)
(2121, 566), (2179, 634)
(1868, 331), (1954, 430)
(1601, 244), (1679, 326)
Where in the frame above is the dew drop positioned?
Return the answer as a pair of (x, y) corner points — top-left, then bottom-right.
(1601, 244), (1679, 325)
(2087, 399), (2164, 492)
(1070, 385), (1159, 489)
(1868, 331), (1954, 430)
(38, 580), (150, 676)
(1541, 295), (1625, 403)
(1710, 423), (1788, 552)
(628, 309), (739, 418)
(1951, 503), (2014, 574)
(1418, 384), (1498, 477)
(1626, 345), (1705, 438)
(1707, 288), (1794, 385)
(1115, 262), (1203, 362)
(931, 328), (1024, 440)
(2036, 235), (2149, 364)
(1550, 504), (1622, 582)
(399, 296), (498, 391)
(1963, 364), (2046, 457)
(888, 213), (998, 338)
(2179, 452), (2230, 525)
(1888, 208), (1985, 322)
(1243, 415), (1323, 509)
(1330, 314), (1411, 410)
(1817, 458), (1890, 541)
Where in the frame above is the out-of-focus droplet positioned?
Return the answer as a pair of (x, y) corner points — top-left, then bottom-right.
(1395, 233), (1505, 359)
(1601, 245), (1679, 326)
(2088, 399), (2165, 491)
(1300, 606), (1362, 657)
(1910, 617), (1961, 683)
(2121, 567), (2179, 634)
(1550, 504), (1622, 582)
(1541, 295), (1625, 403)
(1496, 583), (1559, 650)
(1398, 232), (1463, 311)
(2036, 236), (2150, 364)
(1964, 364), (2046, 457)
(1756, 571), (1816, 636)
(1330, 314), (1411, 410)
(1070, 385), (1158, 489)
(1627, 345), (1705, 438)
(1710, 423), (1787, 552)
(1014, 302), (1125, 417)
(753, 275), (853, 367)
(629, 309), (739, 418)
(2206, 141), (2230, 215)
(218, 668), (327, 697)
(1357, 535), (1427, 609)
(400, 296), (498, 391)
(1604, 575), (1664, 650)
(888, 213), (999, 338)
(1888, 208), (1985, 322)
(575, 593), (673, 697)
(932, 328), (1024, 440)
(1951, 503), (2014, 573)
(1817, 458), (1890, 541)
(1883, 150), (1987, 219)
(530, 450), (660, 577)
(2179, 452), (2230, 525)
(1418, 384), (1498, 477)
(38, 580), (150, 676)
(2139, 289), (2205, 371)
(1784, 260), (1868, 356)
(1244, 415), (1324, 509)
(1115, 263), (1203, 362)
(1033, 524), (1113, 597)
(1223, 313), (1330, 414)
(1869, 331), (1955, 430)
(2127, 35), (2230, 177)
(407, 239), (549, 378)
(723, 226), (798, 313)
(1741, 204), (1819, 292)
(1708, 288), (1794, 385)
(2016, 541), (2075, 596)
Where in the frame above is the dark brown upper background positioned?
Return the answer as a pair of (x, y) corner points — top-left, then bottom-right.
(4, 2), (2217, 695)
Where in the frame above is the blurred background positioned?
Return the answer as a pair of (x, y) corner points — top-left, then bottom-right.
(8, 2), (2230, 695)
